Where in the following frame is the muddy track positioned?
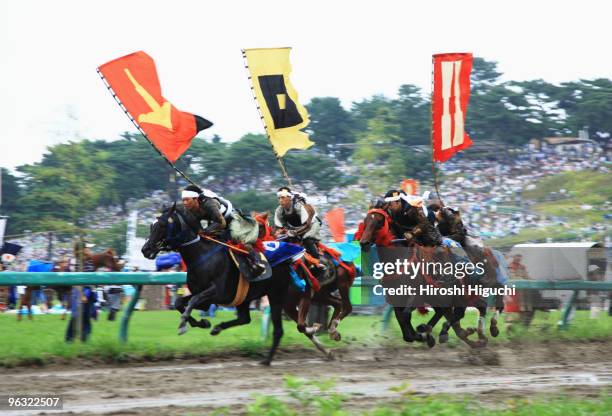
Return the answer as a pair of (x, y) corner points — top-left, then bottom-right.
(1, 341), (611, 415)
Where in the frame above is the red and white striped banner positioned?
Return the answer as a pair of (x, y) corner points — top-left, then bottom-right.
(432, 53), (473, 163)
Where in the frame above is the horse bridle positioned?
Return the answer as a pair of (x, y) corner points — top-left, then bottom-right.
(158, 210), (200, 251)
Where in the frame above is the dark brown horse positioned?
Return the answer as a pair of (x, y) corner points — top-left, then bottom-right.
(355, 207), (482, 347)
(255, 212), (355, 342)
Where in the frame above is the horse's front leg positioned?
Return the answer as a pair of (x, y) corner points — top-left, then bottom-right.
(394, 306), (422, 343)
(175, 294), (211, 330)
(177, 286), (216, 335)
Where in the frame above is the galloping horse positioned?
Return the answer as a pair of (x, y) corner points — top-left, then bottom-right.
(141, 204), (334, 365)
(254, 212), (356, 341)
(355, 207), (481, 347)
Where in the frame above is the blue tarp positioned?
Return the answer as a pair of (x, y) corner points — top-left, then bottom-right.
(26, 260), (54, 272)
(327, 242), (361, 263)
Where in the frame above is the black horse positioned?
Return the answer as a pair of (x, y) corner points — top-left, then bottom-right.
(141, 203), (332, 365)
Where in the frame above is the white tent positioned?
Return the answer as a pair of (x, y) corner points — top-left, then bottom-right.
(510, 242), (606, 281)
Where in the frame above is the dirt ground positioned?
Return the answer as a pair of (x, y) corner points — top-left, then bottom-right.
(1, 341), (611, 415)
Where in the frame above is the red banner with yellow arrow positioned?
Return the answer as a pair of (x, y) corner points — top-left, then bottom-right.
(98, 51), (212, 162)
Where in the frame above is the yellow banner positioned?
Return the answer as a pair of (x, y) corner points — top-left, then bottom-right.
(244, 48), (313, 157)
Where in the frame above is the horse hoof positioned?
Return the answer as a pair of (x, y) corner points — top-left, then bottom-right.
(197, 319), (211, 329)
(259, 359), (271, 366)
(326, 351), (335, 361)
(416, 324), (430, 333)
(178, 325), (188, 336)
(426, 334), (436, 348)
(490, 325), (500, 337)
(329, 331), (341, 342)
(210, 326), (222, 336)
(439, 333), (449, 344)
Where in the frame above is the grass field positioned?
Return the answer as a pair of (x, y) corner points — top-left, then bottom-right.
(0, 308), (610, 367)
(487, 170), (610, 247)
(241, 376), (612, 416)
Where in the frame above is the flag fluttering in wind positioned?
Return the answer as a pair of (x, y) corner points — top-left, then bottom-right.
(432, 53), (473, 163)
(400, 179), (419, 196)
(325, 208), (346, 243)
(98, 51), (212, 162)
(243, 48), (313, 157)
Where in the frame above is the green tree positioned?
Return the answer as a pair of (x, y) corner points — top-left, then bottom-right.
(0, 168), (23, 234)
(85, 134), (172, 211)
(16, 141), (116, 232)
(284, 152), (351, 191)
(305, 97), (355, 159)
(353, 107), (406, 193)
(394, 84), (430, 145)
(555, 79), (612, 140)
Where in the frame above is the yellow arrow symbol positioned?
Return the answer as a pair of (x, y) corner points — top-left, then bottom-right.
(124, 68), (173, 130)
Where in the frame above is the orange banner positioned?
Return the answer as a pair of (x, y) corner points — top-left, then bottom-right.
(325, 207), (346, 242)
(98, 51), (211, 162)
(401, 179), (418, 196)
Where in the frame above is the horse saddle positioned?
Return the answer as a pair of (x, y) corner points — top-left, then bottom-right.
(229, 250), (272, 282)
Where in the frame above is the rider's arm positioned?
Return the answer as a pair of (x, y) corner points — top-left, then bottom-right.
(201, 199), (227, 235)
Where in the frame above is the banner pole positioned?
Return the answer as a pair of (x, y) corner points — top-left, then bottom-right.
(97, 69), (198, 189)
(430, 56), (444, 205)
(241, 50), (293, 187)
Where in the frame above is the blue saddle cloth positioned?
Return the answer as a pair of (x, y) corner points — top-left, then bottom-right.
(263, 242), (306, 291)
(262, 241), (305, 267)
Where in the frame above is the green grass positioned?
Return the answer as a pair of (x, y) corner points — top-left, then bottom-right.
(242, 376), (612, 415)
(0, 309), (610, 367)
(522, 171), (611, 222)
(523, 171), (611, 203)
(487, 170), (610, 247)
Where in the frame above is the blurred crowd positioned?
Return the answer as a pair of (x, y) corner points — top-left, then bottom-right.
(2, 140), (609, 267)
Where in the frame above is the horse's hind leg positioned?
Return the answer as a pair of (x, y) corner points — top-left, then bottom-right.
(297, 292), (321, 335)
(283, 301), (333, 360)
(261, 301), (284, 366)
(490, 308), (501, 337)
(474, 305), (488, 346)
(490, 297), (504, 337)
(329, 272), (353, 342)
(211, 302), (251, 336)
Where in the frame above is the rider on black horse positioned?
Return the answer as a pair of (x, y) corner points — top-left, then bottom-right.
(181, 184), (266, 276)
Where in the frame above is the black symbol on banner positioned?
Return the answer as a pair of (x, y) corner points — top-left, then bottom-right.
(258, 75), (303, 129)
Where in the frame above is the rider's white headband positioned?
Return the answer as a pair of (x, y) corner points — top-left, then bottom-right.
(277, 190), (292, 198)
(384, 195), (401, 202)
(182, 190), (199, 199)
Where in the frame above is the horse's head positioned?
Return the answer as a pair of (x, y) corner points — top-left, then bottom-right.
(356, 209), (392, 252)
(141, 203), (198, 259)
(253, 211), (274, 241)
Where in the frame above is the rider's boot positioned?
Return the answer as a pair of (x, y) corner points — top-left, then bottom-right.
(246, 246), (266, 276)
